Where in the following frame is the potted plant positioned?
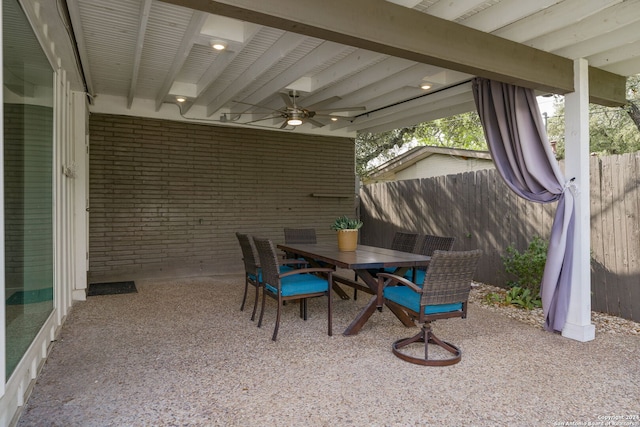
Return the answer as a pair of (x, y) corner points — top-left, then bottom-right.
(331, 215), (363, 251)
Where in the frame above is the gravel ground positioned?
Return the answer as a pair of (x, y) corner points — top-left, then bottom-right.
(470, 283), (640, 337)
(16, 275), (640, 427)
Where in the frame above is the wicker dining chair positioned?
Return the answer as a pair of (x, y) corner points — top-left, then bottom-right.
(236, 232), (302, 321)
(236, 232), (263, 321)
(405, 234), (456, 284)
(379, 249), (482, 366)
(283, 227), (317, 259)
(354, 231), (419, 300)
(254, 237), (333, 341)
(283, 227), (317, 244)
(390, 231), (420, 253)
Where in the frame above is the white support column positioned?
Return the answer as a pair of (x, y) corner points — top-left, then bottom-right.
(72, 91), (89, 301)
(562, 58), (595, 342)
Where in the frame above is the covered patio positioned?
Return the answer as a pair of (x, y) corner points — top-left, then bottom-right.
(16, 275), (640, 426)
(4, 0), (640, 424)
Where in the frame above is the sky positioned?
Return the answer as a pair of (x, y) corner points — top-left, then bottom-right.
(537, 95), (559, 117)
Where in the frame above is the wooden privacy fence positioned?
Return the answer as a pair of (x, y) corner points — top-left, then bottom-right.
(359, 152), (640, 322)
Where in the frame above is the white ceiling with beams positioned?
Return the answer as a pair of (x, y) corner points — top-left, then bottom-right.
(53, 0), (640, 137)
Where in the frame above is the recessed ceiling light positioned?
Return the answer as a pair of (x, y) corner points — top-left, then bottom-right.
(211, 40), (227, 51)
(330, 117), (338, 122)
(420, 83), (432, 90)
(176, 96), (187, 103)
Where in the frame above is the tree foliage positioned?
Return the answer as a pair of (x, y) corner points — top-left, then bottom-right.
(355, 127), (418, 177)
(356, 74), (640, 178)
(356, 112), (487, 178)
(547, 74), (640, 158)
(413, 112), (487, 150)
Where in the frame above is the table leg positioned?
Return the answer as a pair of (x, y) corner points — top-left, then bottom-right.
(332, 282), (350, 300)
(353, 269), (379, 297)
(303, 256), (351, 300)
(343, 294), (378, 336)
(386, 303), (415, 327)
(342, 269), (380, 335)
(343, 267), (416, 335)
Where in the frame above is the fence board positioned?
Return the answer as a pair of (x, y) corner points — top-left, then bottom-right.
(615, 154), (632, 318)
(602, 156), (622, 315)
(445, 174), (458, 238)
(590, 157), (607, 314)
(360, 152), (640, 322)
(461, 171), (475, 251)
(430, 176), (443, 235)
(629, 152), (640, 320)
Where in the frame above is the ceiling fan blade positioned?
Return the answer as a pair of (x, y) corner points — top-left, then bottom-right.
(307, 118), (325, 128)
(232, 100), (281, 112)
(314, 106), (366, 113)
(279, 92), (294, 108)
(228, 111), (270, 116)
(303, 96), (341, 111)
(279, 119), (289, 129)
(243, 114), (282, 125)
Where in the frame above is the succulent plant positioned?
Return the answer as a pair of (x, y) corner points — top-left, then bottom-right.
(330, 215), (363, 231)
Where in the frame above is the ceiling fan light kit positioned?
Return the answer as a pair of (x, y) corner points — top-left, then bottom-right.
(232, 89), (366, 129)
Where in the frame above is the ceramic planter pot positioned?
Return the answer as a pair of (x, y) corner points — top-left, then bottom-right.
(337, 229), (358, 251)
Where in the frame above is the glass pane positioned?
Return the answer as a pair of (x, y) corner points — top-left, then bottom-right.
(3, 0), (54, 378)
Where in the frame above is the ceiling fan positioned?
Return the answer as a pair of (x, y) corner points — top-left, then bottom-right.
(233, 90), (366, 128)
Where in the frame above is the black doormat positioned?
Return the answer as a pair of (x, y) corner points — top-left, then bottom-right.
(7, 288), (54, 305)
(88, 281), (137, 296)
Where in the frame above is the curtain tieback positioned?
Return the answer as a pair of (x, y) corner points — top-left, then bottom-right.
(563, 177), (579, 197)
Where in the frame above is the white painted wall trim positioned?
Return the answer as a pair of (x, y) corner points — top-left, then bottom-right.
(562, 58), (596, 342)
(0, 69), (84, 427)
(0, 313), (60, 427)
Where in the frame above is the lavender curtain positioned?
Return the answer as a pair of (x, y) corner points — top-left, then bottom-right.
(472, 77), (576, 332)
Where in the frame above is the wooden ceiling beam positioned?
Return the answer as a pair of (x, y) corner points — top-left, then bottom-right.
(159, 0), (627, 106)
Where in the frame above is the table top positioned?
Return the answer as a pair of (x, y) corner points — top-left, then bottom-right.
(277, 242), (431, 270)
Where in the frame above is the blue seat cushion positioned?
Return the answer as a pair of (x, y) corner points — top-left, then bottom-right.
(383, 285), (462, 315)
(249, 265), (293, 283)
(265, 273), (329, 297)
(403, 269), (425, 286)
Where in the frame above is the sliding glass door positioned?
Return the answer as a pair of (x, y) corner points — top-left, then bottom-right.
(3, 0), (55, 378)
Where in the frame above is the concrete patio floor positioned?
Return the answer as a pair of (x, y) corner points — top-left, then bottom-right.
(15, 274), (640, 426)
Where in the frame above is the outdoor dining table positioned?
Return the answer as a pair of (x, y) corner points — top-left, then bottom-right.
(277, 242), (431, 335)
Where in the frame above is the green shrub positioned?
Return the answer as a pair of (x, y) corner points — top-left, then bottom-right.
(502, 236), (548, 297)
(504, 286), (542, 310)
(484, 286), (542, 310)
(484, 236), (548, 310)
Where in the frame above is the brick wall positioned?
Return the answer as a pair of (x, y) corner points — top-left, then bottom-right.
(88, 114), (356, 281)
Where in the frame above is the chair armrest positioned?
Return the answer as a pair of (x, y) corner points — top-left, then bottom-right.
(377, 272), (422, 293)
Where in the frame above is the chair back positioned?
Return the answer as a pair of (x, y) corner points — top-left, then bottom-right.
(390, 232), (419, 253)
(414, 234), (455, 257)
(284, 228), (317, 244)
(236, 232), (259, 276)
(253, 237), (282, 288)
(421, 249), (482, 306)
